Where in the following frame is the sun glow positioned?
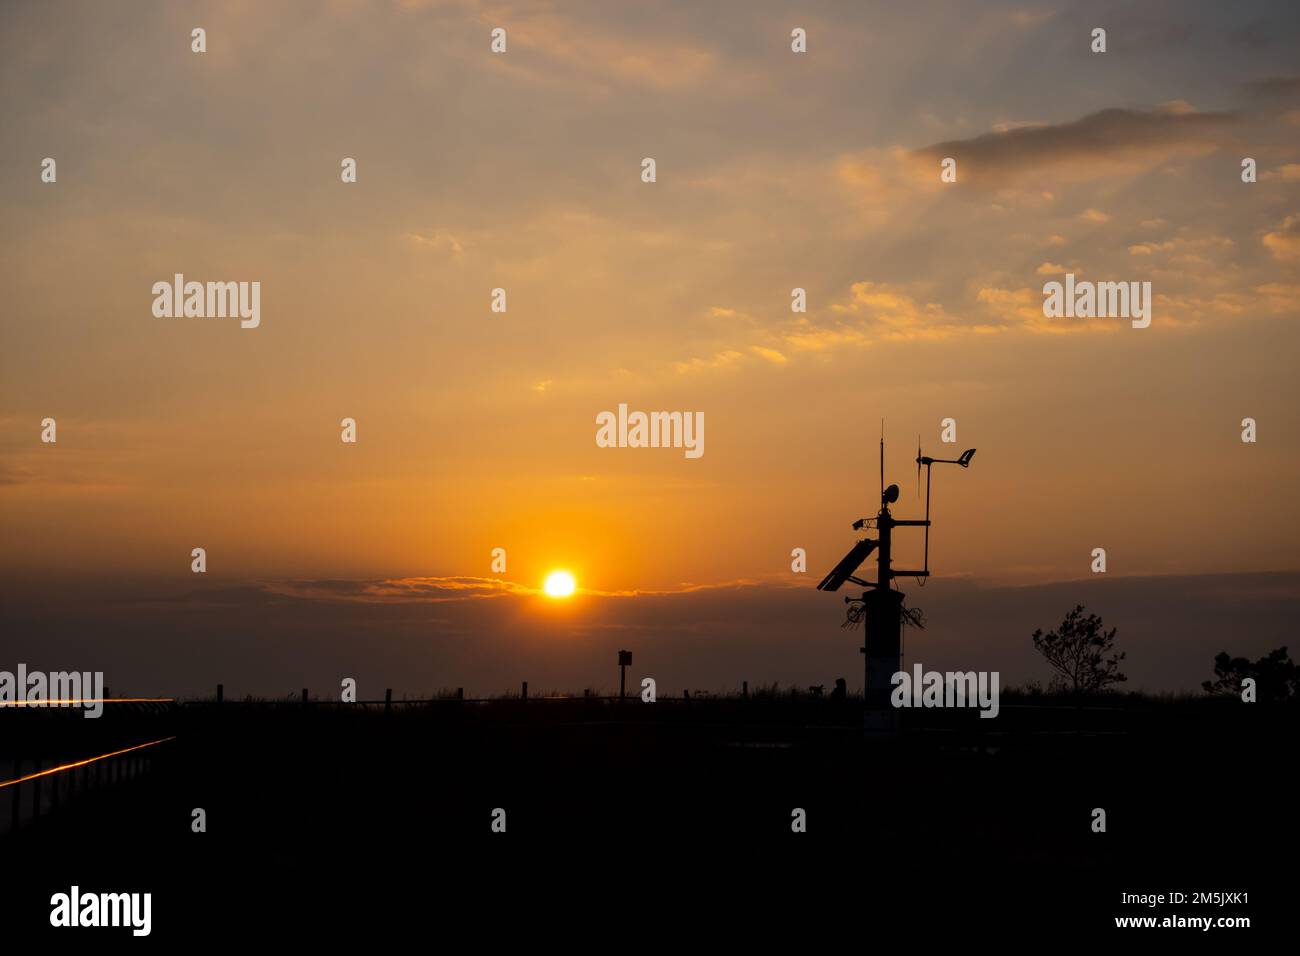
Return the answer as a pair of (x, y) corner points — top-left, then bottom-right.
(543, 570), (577, 598)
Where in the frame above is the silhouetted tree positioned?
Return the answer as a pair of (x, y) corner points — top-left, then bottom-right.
(1031, 604), (1127, 693)
(1202, 646), (1298, 701)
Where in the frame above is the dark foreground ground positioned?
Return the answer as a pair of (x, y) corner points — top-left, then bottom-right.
(1, 695), (1293, 941)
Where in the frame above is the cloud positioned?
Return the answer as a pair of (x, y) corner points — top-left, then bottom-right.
(1008, 9), (1056, 30)
(468, 7), (723, 94)
(262, 574), (762, 605)
(405, 231), (465, 259)
(1149, 291), (1251, 326)
(827, 281), (1008, 341)
(834, 146), (938, 211)
(1254, 282), (1300, 312)
(265, 576), (538, 604)
(748, 345), (788, 365)
(975, 286), (1058, 333)
(0, 463), (35, 486)
(913, 105), (1237, 186)
(1240, 75), (1300, 100)
(828, 282), (952, 340)
(1078, 208), (1111, 224)
(1127, 235), (1234, 258)
(673, 350), (746, 375)
(778, 320), (871, 353)
(975, 286), (1126, 335)
(673, 262), (1206, 372)
(1262, 213), (1300, 261)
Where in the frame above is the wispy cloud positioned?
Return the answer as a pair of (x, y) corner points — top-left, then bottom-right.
(913, 105), (1238, 186)
(261, 575), (766, 604)
(265, 576), (537, 603)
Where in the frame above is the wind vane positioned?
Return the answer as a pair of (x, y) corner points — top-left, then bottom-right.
(817, 427), (975, 732)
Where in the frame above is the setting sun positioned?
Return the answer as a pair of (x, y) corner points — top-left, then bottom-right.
(543, 571), (577, 599)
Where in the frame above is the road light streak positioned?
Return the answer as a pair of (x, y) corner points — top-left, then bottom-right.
(0, 698), (173, 706)
(0, 736), (177, 790)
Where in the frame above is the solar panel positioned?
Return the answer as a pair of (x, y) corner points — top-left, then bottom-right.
(816, 537), (878, 592)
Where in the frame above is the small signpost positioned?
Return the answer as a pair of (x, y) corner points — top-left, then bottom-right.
(618, 650), (632, 699)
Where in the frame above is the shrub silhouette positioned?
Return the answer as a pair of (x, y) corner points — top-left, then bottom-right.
(1202, 646), (1298, 701)
(1031, 604), (1127, 694)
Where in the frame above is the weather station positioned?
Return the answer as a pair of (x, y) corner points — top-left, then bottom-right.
(817, 432), (975, 733)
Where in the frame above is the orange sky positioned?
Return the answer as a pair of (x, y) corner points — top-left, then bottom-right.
(2, 0), (1299, 598)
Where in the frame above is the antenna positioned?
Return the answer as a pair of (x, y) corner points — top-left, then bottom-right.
(915, 434), (922, 498)
(879, 420), (884, 503)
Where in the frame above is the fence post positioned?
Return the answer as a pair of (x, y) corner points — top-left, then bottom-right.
(216, 683), (223, 705)
(743, 680), (748, 699)
(301, 688), (308, 708)
(11, 757), (20, 830)
(521, 681), (528, 700)
(385, 688), (392, 715)
(456, 687), (464, 701)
